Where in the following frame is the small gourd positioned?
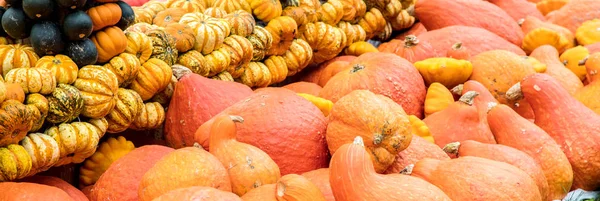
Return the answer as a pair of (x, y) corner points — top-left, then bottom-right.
(296, 93), (333, 116)
(45, 118), (108, 166)
(79, 136), (135, 186)
(575, 19), (600, 46)
(560, 46), (590, 81)
(524, 56), (547, 73)
(409, 115), (434, 144)
(414, 57), (473, 89)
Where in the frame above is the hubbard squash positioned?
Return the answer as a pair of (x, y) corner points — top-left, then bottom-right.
(530, 45), (583, 95)
(546, 0), (600, 33)
(153, 187), (242, 201)
(297, 55), (356, 87)
(301, 169), (334, 201)
(377, 35), (437, 63)
(18, 176), (88, 201)
(282, 82), (321, 96)
(0, 182), (74, 200)
(384, 135), (449, 174)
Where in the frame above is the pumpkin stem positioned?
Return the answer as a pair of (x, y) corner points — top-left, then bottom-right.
(350, 64), (365, 73)
(399, 164), (414, 175)
(353, 136), (365, 147)
(193, 143), (205, 150)
(451, 84), (464, 95)
(442, 142), (461, 157)
(229, 115), (244, 123)
(373, 134), (384, 145)
(458, 91), (479, 106)
(579, 56), (589, 66)
(276, 180), (286, 197)
(486, 102), (498, 114)
(451, 42), (463, 50)
(171, 65), (193, 80)
(404, 35), (419, 48)
(517, 18), (525, 26)
(505, 83), (523, 101)
(405, 5), (415, 16)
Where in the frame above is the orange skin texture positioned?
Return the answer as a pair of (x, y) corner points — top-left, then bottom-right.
(81, 186), (93, 200)
(384, 135), (450, 174)
(585, 42), (600, 54)
(152, 187), (242, 201)
(449, 140), (549, 200)
(412, 157), (543, 201)
(446, 43), (471, 60)
(394, 22), (427, 40)
(138, 146), (232, 201)
(530, 45), (583, 95)
(521, 16), (575, 46)
(547, 0), (600, 33)
(575, 55), (600, 114)
(195, 88), (329, 175)
(329, 140), (452, 201)
(164, 73), (253, 148)
(377, 38), (439, 63)
(418, 26), (526, 58)
(487, 104), (573, 200)
(208, 115), (281, 196)
(460, 80), (499, 128)
(90, 145), (174, 201)
(319, 52), (427, 118)
(276, 174), (327, 201)
(423, 98), (497, 148)
(326, 90), (412, 173)
(297, 55), (356, 87)
(487, 0), (545, 22)
(18, 176), (88, 201)
(0, 182), (74, 200)
(301, 168), (335, 201)
(521, 73), (600, 190)
(415, 0), (524, 45)
(282, 81), (322, 96)
(585, 53), (600, 82)
(240, 184), (277, 201)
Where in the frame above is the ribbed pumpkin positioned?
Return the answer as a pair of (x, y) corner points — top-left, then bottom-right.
(190, 14), (231, 55)
(79, 136), (135, 187)
(124, 31), (153, 64)
(248, 0), (282, 22)
(283, 39), (313, 76)
(220, 35), (253, 78)
(73, 65), (119, 118)
(0, 182), (74, 200)
(203, 7), (228, 18)
(0, 44), (39, 77)
(35, 55), (78, 85)
(358, 8), (387, 40)
(263, 55), (288, 84)
(165, 0), (206, 12)
(337, 21), (366, 46)
(152, 8), (186, 27)
(0, 100), (34, 145)
(105, 88), (144, 133)
(146, 28), (178, 65)
(129, 58), (173, 101)
(265, 16), (298, 56)
(24, 93), (48, 132)
(45, 118), (108, 166)
(224, 10), (255, 37)
(0, 144), (32, 182)
(88, 3), (122, 31)
(103, 53), (141, 87)
(153, 187), (241, 201)
(246, 25), (273, 61)
(90, 26), (127, 63)
(164, 23), (195, 52)
(46, 84), (84, 124)
(129, 102), (165, 130)
(176, 50), (209, 76)
(20, 133), (60, 176)
(4, 67), (56, 95)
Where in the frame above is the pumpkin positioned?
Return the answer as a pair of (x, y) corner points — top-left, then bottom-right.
(211, 71), (235, 81)
(395, 22), (427, 40)
(524, 56), (547, 73)
(414, 57), (472, 88)
(45, 118), (108, 166)
(142, 1), (167, 13)
(153, 187), (242, 201)
(46, 84), (84, 124)
(0, 182), (74, 200)
(3, 83), (25, 103)
(191, 15), (230, 55)
(165, 0), (206, 13)
(126, 22), (159, 34)
(0, 100), (33, 147)
(129, 102), (165, 130)
(487, 0), (545, 22)
(530, 45), (582, 95)
(520, 16), (574, 54)
(283, 39), (313, 76)
(129, 58), (172, 101)
(0, 144), (32, 181)
(415, 0), (524, 45)
(536, 0), (568, 15)
(208, 115), (281, 196)
(203, 7), (227, 18)
(24, 93), (48, 132)
(377, 35), (437, 63)
(5, 67), (56, 95)
(408, 115), (434, 143)
(193, 88), (328, 175)
(337, 21), (366, 46)
(320, 52), (426, 118)
(103, 54), (140, 88)
(212, 0), (251, 13)
(317, 0), (343, 25)
(221, 35), (253, 78)
(546, 0), (600, 33)
(423, 91), (497, 147)
(298, 55), (356, 87)
(73, 65), (119, 118)
(576, 19), (600, 46)
(0, 81), (5, 103)
(459, 79), (501, 125)
(152, 8), (186, 27)
(87, 3), (122, 32)
(275, 174), (326, 200)
(206, 49), (234, 77)
(575, 53), (600, 114)
(105, 88), (144, 133)
(79, 136), (135, 187)
(90, 26), (127, 63)
(446, 42), (470, 60)
(240, 184), (277, 201)
(90, 145), (174, 201)
(146, 28), (179, 65)
(263, 55), (288, 84)
(424, 82), (454, 117)
(508, 73), (600, 190)
(300, 22), (348, 64)
(247, 25), (273, 61)
(375, 22), (393, 41)
(327, 90), (412, 173)
(487, 103), (574, 200)
(133, 8), (155, 24)
(179, 13), (205, 27)
(176, 50), (209, 76)
(138, 145), (232, 201)
(224, 10), (255, 37)
(296, 93), (333, 116)
(35, 55), (78, 85)
(248, 0), (282, 22)
(124, 31), (153, 64)
(163, 23), (195, 53)
(344, 41), (378, 56)
(18, 176), (88, 201)
(265, 16), (298, 56)
(409, 156), (542, 200)
(19, 133), (60, 176)
(330, 136), (452, 201)
(560, 46), (589, 80)
(384, 135), (449, 174)
(301, 169), (334, 201)
(357, 8), (387, 40)
(238, 61), (272, 88)
(281, 6), (318, 27)
(282, 81), (321, 96)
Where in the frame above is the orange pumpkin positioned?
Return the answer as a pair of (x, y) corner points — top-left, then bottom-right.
(90, 26), (127, 63)
(165, 0), (206, 13)
(377, 35), (437, 63)
(153, 8), (186, 27)
(18, 176), (88, 201)
(546, 0), (600, 33)
(0, 182), (74, 200)
(297, 55), (356, 87)
(282, 81), (322, 96)
(164, 23), (195, 52)
(384, 135), (449, 174)
(301, 169), (334, 201)
(87, 3), (122, 31)
(153, 187), (241, 201)
(530, 45), (583, 95)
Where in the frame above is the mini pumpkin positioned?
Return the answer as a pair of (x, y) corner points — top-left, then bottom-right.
(129, 102), (165, 130)
(191, 15), (231, 55)
(337, 21), (367, 45)
(35, 54), (78, 85)
(151, 74), (177, 105)
(104, 53), (141, 87)
(90, 26), (128, 63)
(87, 3), (122, 31)
(344, 41), (378, 56)
(105, 88), (144, 133)
(19, 133), (60, 176)
(248, 0), (282, 22)
(263, 55), (288, 84)
(424, 82), (454, 117)
(358, 8), (387, 40)
(5, 67), (56, 95)
(46, 84), (85, 124)
(79, 136), (135, 186)
(133, 8), (155, 24)
(560, 46), (589, 81)
(265, 16), (298, 56)
(129, 58), (173, 101)
(142, 1), (167, 13)
(238, 61), (272, 88)
(124, 31), (153, 64)
(340, 0), (366, 23)
(212, 0), (251, 13)
(297, 93), (333, 116)
(25, 93), (48, 132)
(390, 7), (415, 30)
(246, 25), (273, 61)
(153, 8), (186, 27)
(164, 23), (195, 53)
(177, 50), (209, 76)
(220, 35), (254, 78)
(204, 49), (232, 77)
(146, 28), (179, 65)
(73, 65), (119, 118)
(536, 0), (568, 16)
(317, 0), (343, 25)
(125, 22), (158, 34)
(0, 44), (39, 77)
(166, 0), (206, 13)
(203, 7), (228, 18)
(211, 71), (235, 81)
(575, 19), (600, 46)
(299, 22), (347, 64)
(224, 10), (255, 37)
(0, 144), (32, 181)
(178, 13), (205, 29)
(45, 118), (108, 166)
(283, 39), (313, 76)
(0, 100), (34, 147)
(282, 6), (318, 27)
(375, 22), (393, 41)
(414, 57), (473, 88)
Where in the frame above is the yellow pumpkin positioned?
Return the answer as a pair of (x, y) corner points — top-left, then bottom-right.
(522, 28), (573, 55)
(4, 67), (56, 95)
(575, 19), (600, 46)
(560, 46), (589, 80)
(298, 22), (347, 64)
(45, 118), (108, 166)
(414, 57), (473, 88)
(238, 61), (272, 88)
(124, 31), (153, 64)
(203, 7), (228, 18)
(176, 50), (209, 76)
(103, 53), (142, 87)
(220, 35), (253, 78)
(248, 0), (282, 22)
(317, 0), (344, 25)
(79, 136), (135, 186)
(25, 93), (48, 132)
(536, 0), (568, 16)
(35, 55), (78, 85)
(211, 71), (235, 82)
(0, 144), (32, 182)
(344, 41), (378, 56)
(129, 58), (173, 101)
(20, 133), (60, 176)
(265, 16), (298, 56)
(247, 25), (273, 61)
(190, 14), (231, 55)
(337, 21), (367, 46)
(0, 44), (39, 77)
(263, 55), (288, 84)
(204, 49), (232, 77)
(524, 56), (548, 73)
(73, 65), (119, 118)
(297, 93), (333, 116)
(283, 39), (313, 77)
(212, 0), (251, 13)
(424, 82), (454, 117)
(105, 88), (144, 133)
(408, 115), (434, 144)
(166, 0), (206, 12)
(129, 102), (165, 130)
(358, 8), (387, 40)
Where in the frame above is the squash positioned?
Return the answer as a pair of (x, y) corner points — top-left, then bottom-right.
(408, 115), (434, 143)
(327, 90), (412, 173)
(45, 118), (108, 166)
(247, 25), (272, 61)
(424, 82), (454, 117)
(164, 23), (195, 53)
(344, 41), (378, 56)
(129, 102), (165, 130)
(176, 50), (209, 76)
(124, 31), (153, 64)
(536, 0), (568, 15)
(18, 176), (88, 201)
(152, 8), (185, 27)
(301, 169), (334, 201)
(146, 28), (178, 65)
(317, 0), (343, 25)
(35, 55), (78, 85)
(212, 0), (250, 13)
(138, 145), (232, 201)
(248, 0), (282, 22)
(203, 49), (231, 77)
(282, 82), (321, 96)
(520, 16), (575, 54)
(524, 56), (547, 73)
(238, 61), (272, 88)
(546, 0), (600, 33)
(389, 7), (415, 31)
(446, 42), (470, 60)
(337, 21), (366, 46)
(87, 3), (122, 31)
(224, 10), (255, 37)
(265, 16), (297, 56)
(221, 35), (253, 78)
(73, 65), (119, 118)
(5, 67), (56, 95)
(281, 6), (318, 28)
(296, 93), (332, 117)
(190, 15), (230, 55)
(319, 52), (426, 118)
(165, 0), (205, 13)
(90, 26), (127, 63)
(275, 174), (326, 200)
(357, 8), (387, 40)
(64, 39), (98, 67)
(105, 88), (144, 133)
(3, 83), (24, 103)
(0, 144), (32, 181)
(133, 8), (155, 24)
(377, 35), (437, 63)
(298, 22), (347, 64)
(560, 46), (589, 81)
(211, 71), (235, 81)
(129, 58), (172, 101)
(0, 182), (74, 200)
(414, 57), (472, 88)
(116, 1), (135, 31)
(203, 7), (228, 18)
(0, 100), (33, 147)
(0, 44), (39, 77)
(24, 93), (48, 132)
(394, 22), (427, 40)
(19, 133), (60, 176)
(142, 1), (167, 13)
(575, 19), (600, 46)
(79, 136), (135, 187)
(298, 55), (356, 87)
(530, 45), (583, 95)
(90, 145), (174, 201)
(283, 39), (313, 76)
(46, 84), (84, 124)
(330, 137), (452, 201)
(208, 115), (281, 196)
(103, 53), (141, 87)
(486, 0), (545, 22)
(153, 187), (241, 201)
(263, 55), (288, 84)
(384, 135), (448, 174)
(575, 53), (600, 114)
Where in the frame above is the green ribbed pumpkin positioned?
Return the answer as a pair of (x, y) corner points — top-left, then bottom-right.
(46, 84), (85, 124)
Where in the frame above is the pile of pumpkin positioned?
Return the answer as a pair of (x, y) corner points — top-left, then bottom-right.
(3, 0), (600, 200)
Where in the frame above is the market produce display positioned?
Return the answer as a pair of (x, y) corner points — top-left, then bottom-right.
(0, 0), (600, 200)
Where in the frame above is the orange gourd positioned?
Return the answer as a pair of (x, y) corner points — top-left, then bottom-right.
(530, 45), (583, 95)
(377, 35), (438, 63)
(575, 53), (600, 114)
(282, 82), (322, 96)
(152, 187), (242, 201)
(384, 135), (450, 174)
(301, 169), (334, 201)
(0, 182), (74, 200)
(446, 42), (470, 60)
(487, 0), (545, 22)
(18, 176), (88, 201)
(87, 3), (122, 31)
(546, 0), (600, 33)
